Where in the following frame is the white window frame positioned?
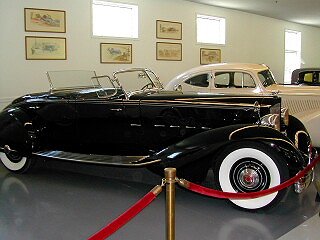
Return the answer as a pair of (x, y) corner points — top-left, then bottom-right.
(196, 14), (226, 45)
(284, 29), (301, 83)
(92, 0), (138, 39)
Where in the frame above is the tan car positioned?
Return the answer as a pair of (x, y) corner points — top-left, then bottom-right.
(166, 63), (320, 147)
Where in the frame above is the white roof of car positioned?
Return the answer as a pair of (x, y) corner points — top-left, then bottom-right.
(179, 63), (268, 75)
(167, 63), (269, 88)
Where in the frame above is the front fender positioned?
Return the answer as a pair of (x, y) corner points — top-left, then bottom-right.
(148, 124), (307, 180)
(227, 124), (308, 173)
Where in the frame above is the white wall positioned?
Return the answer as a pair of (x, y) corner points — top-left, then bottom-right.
(1, 0), (320, 109)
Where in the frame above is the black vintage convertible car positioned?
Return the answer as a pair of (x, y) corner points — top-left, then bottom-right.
(0, 68), (315, 210)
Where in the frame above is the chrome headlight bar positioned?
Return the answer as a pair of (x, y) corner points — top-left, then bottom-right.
(259, 114), (281, 131)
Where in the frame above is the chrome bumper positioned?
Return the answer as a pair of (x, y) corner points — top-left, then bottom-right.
(294, 169), (314, 193)
(294, 146), (317, 194)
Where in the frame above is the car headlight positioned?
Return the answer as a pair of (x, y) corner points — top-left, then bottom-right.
(269, 103), (289, 128)
(281, 107), (289, 126)
(260, 114), (280, 131)
(270, 103), (280, 115)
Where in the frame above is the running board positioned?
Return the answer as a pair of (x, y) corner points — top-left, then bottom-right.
(33, 150), (160, 167)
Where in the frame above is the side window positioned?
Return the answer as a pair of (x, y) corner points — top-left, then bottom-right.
(234, 72), (256, 88)
(214, 72), (230, 88)
(185, 74), (210, 88)
(302, 72), (313, 83)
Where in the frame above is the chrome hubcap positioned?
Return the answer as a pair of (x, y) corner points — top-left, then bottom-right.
(239, 169), (260, 189)
(230, 158), (270, 192)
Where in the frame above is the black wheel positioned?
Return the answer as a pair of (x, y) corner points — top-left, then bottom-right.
(0, 146), (34, 173)
(214, 141), (289, 210)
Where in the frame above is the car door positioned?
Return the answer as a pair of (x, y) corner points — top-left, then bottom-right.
(75, 97), (128, 155)
(138, 98), (204, 152)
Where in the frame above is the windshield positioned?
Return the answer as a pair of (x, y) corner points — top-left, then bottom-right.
(47, 70), (102, 91)
(257, 70), (276, 87)
(113, 68), (163, 94)
(46, 70), (117, 97)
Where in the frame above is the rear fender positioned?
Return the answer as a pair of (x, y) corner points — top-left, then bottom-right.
(0, 108), (34, 154)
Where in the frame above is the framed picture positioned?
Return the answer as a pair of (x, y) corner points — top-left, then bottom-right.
(25, 36), (67, 60)
(100, 43), (132, 64)
(24, 8), (66, 33)
(156, 42), (182, 61)
(156, 20), (182, 40)
(200, 48), (221, 65)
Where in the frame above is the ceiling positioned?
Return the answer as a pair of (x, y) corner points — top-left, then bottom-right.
(187, 0), (320, 28)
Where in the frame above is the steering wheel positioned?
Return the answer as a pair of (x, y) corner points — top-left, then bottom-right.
(141, 83), (153, 90)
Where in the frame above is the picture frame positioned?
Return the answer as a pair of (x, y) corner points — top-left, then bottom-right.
(24, 8), (66, 33)
(200, 48), (221, 65)
(100, 43), (132, 64)
(25, 36), (67, 60)
(156, 42), (182, 61)
(156, 20), (182, 40)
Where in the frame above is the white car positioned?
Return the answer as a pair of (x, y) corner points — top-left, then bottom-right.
(165, 63), (320, 147)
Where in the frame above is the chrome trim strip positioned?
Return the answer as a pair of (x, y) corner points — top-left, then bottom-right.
(228, 125), (297, 149)
(130, 123), (141, 127)
(110, 108), (123, 112)
(154, 124), (165, 127)
(33, 150), (160, 167)
(229, 125), (262, 140)
(295, 130), (308, 149)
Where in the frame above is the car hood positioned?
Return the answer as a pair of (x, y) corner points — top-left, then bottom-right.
(266, 84), (320, 96)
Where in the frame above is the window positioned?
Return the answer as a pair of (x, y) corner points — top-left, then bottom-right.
(214, 72), (255, 88)
(303, 72), (313, 83)
(214, 72), (230, 88)
(258, 70), (276, 87)
(284, 30), (301, 83)
(185, 74), (210, 88)
(92, 0), (138, 38)
(234, 73), (255, 88)
(197, 14), (225, 44)
(300, 71), (320, 84)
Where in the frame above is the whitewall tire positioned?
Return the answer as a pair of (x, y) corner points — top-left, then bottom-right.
(214, 142), (289, 210)
(0, 151), (32, 173)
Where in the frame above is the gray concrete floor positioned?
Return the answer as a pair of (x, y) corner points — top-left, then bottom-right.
(0, 160), (319, 240)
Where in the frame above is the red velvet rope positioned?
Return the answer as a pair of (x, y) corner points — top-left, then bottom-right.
(179, 155), (320, 199)
(87, 156), (319, 239)
(88, 185), (162, 240)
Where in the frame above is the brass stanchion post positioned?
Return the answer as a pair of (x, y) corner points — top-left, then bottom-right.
(165, 168), (176, 240)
